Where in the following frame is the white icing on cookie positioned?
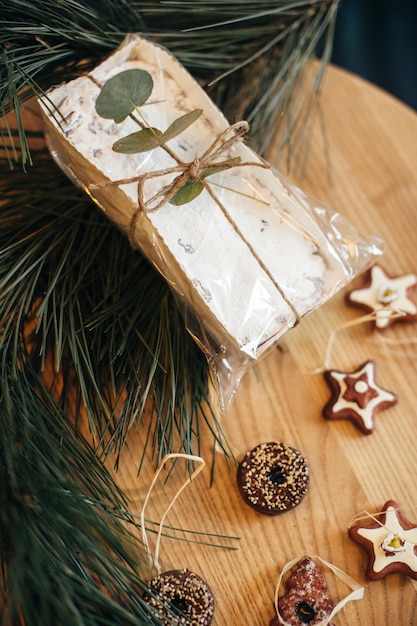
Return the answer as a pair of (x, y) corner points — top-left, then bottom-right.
(357, 506), (417, 574)
(328, 361), (396, 432)
(349, 265), (417, 329)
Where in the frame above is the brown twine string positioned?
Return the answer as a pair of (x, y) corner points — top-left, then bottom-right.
(126, 121), (257, 225)
(88, 69), (302, 326)
(374, 326), (417, 359)
(129, 122), (301, 326)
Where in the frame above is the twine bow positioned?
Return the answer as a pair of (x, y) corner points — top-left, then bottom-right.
(136, 120), (254, 211)
(92, 120), (267, 242)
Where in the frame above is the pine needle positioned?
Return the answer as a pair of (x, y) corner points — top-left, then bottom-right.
(0, 363), (158, 625)
(1, 0), (340, 167)
(0, 152), (231, 469)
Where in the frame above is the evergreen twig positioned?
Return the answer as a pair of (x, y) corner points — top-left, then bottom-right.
(0, 152), (230, 468)
(0, 0), (340, 167)
(0, 322), (237, 625)
(0, 362), (156, 625)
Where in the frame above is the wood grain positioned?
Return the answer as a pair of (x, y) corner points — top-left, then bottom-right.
(111, 65), (417, 624)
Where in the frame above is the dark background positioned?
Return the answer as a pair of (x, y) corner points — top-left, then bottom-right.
(331, 0), (417, 110)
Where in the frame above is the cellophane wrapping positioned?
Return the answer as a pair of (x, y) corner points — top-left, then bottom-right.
(38, 34), (382, 410)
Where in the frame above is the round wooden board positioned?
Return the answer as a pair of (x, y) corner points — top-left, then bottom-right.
(113, 65), (417, 625)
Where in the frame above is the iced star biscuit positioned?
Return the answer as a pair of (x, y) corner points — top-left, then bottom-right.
(38, 34), (380, 376)
(348, 500), (417, 580)
(322, 360), (398, 435)
(237, 442), (309, 515)
(270, 557), (335, 626)
(143, 568), (215, 625)
(345, 264), (417, 330)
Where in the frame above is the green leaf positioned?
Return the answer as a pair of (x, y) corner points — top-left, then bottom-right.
(162, 109), (203, 142)
(112, 128), (163, 153)
(95, 69), (154, 123)
(169, 179), (204, 205)
(201, 157), (242, 178)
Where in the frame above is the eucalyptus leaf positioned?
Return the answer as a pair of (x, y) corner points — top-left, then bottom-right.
(112, 128), (163, 153)
(201, 157), (242, 178)
(162, 109), (203, 142)
(169, 179), (204, 205)
(95, 69), (154, 123)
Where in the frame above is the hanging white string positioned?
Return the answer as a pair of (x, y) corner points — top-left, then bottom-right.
(309, 309), (406, 374)
(140, 453), (205, 575)
(374, 328), (417, 359)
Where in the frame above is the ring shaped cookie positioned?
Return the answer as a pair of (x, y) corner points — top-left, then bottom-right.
(144, 568), (215, 625)
(237, 442), (310, 515)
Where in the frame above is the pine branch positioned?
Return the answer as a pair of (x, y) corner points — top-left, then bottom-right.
(0, 328), (238, 625)
(0, 361), (157, 625)
(0, 0), (340, 167)
(0, 324), (238, 624)
(0, 150), (231, 468)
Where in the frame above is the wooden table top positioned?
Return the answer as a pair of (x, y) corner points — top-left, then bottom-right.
(113, 64), (417, 625)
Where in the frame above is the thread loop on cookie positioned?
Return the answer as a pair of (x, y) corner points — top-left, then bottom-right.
(140, 453), (205, 574)
(348, 505), (417, 549)
(309, 310), (406, 375)
(273, 554), (364, 626)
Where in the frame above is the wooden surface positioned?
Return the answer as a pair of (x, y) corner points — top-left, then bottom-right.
(112, 65), (417, 625)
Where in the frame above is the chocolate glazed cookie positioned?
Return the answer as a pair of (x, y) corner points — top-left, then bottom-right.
(143, 568), (215, 625)
(237, 442), (310, 515)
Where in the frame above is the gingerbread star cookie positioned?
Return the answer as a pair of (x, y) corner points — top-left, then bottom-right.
(345, 264), (417, 330)
(322, 360), (398, 434)
(348, 500), (417, 580)
(270, 557), (335, 626)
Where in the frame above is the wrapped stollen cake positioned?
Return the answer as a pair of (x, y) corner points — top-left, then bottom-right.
(38, 34), (381, 406)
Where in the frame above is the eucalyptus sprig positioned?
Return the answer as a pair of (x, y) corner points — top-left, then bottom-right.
(95, 68), (219, 205)
(95, 69), (261, 206)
